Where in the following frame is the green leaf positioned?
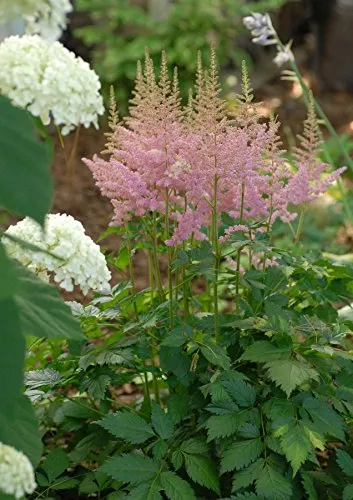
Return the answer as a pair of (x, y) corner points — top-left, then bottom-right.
(343, 484), (353, 500)
(255, 463), (292, 499)
(0, 395), (42, 466)
(279, 422), (312, 476)
(42, 448), (70, 483)
(100, 454), (159, 484)
(265, 359), (319, 396)
(223, 380), (256, 407)
(221, 438), (263, 473)
(160, 471), (196, 500)
(200, 338), (231, 370)
(206, 410), (250, 441)
(0, 244), (18, 300)
(0, 96), (52, 224)
(301, 473), (317, 500)
(152, 440), (168, 460)
(184, 454), (220, 495)
(0, 297), (25, 418)
(303, 397), (346, 441)
(79, 348), (134, 370)
(180, 437), (208, 455)
(232, 458), (265, 492)
(14, 263), (84, 340)
(241, 342), (291, 363)
(167, 394), (189, 424)
(337, 450), (353, 477)
(85, 374), (111, 400)
(127, 482), (162, 500)
(97, 411), (155, 444)
(151, 404), (174, 440)
(51, 477), (79, 490)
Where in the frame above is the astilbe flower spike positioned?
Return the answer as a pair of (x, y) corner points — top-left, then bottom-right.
(85, 50), (345, 247)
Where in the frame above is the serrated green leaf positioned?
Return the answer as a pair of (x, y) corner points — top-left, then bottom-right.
(255, 463), (292, 499)
(152, 440), (168, 460)
(171, 450), (184, 470)
(279, 422), (312, 476)
(180, 437), (208, 455)
(97, 411), (155, 443)
(79, 348), (134, 370)
(265, 359), (319, 396)
(232, 458), (265, 492)
(241, 342), (291, 363)
(301, 473), (317, 500)
(343, 484), (353, 500)
(337, 450), (353, 477)
(160, 471), (196, 500)
(51, 477), (79, 490)
(167, 394), (189, 424)
(25, 369), (61, 389)
(206, 410), (250, 441)
(238, 423), (260, 439)
(85, 374), (111, 400)
(221, 438), (263, 473)
(303, 397), (346, 441)
(223, 380), (256, 407)
(151, 404), (174, 440)
(14, 263), (84, 340)
(100, 454), (158, 484)
(200, 339), (231, 370)
(42, 449), (70, 483)
(127, 482), (162, 500)
(184, 454), (220, 495)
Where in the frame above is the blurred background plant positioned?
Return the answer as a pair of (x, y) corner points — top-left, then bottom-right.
(74, 0), (290, 107)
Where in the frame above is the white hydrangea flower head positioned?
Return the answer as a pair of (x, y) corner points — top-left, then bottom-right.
(0, 0), (72, 40)
(3, 213), (111, 295)
(0, 442), (36, 499)
(0, 35), (104, 134)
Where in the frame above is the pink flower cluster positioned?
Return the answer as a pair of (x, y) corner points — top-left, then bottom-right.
(84, 51), (345, 246)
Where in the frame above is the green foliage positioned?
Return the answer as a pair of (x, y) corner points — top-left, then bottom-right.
(75, 0), (288, 107)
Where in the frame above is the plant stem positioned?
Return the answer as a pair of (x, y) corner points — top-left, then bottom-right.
(212, 174), (220, 341)
(235, 181), (245, 310)
(124, 223), (139, 321)
(148, 250), (155, 302)
(294, 206), (306, 244)
(165, 188), (174, 327)
(152, 212), (164, 302)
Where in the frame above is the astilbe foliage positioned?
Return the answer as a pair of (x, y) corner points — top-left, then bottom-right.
(84, 50), (343, 248)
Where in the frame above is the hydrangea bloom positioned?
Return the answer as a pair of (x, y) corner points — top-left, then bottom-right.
(0, 35), (104, 134)
(0, 443), (36, 499)
(0, 0), (72, 40)
(3, 213), (111, 295)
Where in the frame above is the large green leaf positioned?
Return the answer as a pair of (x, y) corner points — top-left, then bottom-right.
(343, 484), (353, 500)
(0, 96), (52, 224)
(337, 450), (353, 477)
(206, 410), (250, 441)
(223, 380), (256, 407)
(97, 411), (155, 444)
(241, 342), (291, 363)
(221, 438), (263, 474)
(232, 458), (265, 492)
(0, 297), (25, 418)
(160, 471), (196, 500)
(265, 359), (319, 397)
(200, 338), (231, 370)
(151, 404), (174, 440)
(0, 244), (18, 300)
(255, 463), (292, 499)
(100, 454), (158, 484)
(303, 397), (346, 441)
(279, 422), (312, 475)
(42, 448), (70, 483)
(14, 263), (84, 340)
(184, 454), (220, 495)
(0, 395), (43, 466)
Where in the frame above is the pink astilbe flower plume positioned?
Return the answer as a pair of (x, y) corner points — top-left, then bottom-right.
(84, 51), (345, 248)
